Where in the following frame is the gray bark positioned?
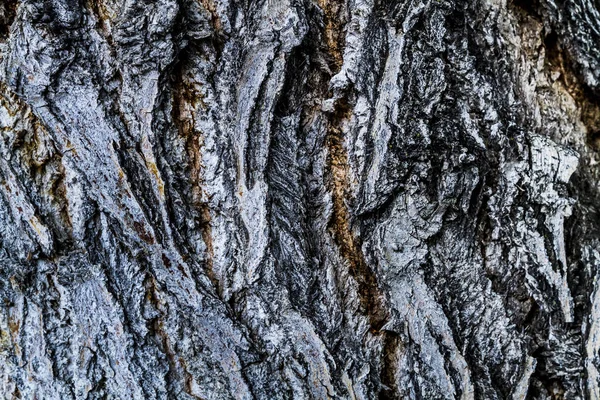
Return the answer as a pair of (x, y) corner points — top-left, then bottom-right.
(1, 0), (600, 398)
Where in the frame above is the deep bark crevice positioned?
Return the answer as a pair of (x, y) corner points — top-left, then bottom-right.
(0, 0), (18, 40)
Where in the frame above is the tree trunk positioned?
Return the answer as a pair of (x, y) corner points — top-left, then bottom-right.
(1, 0), (600, 398)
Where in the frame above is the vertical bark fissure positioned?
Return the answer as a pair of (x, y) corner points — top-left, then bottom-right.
(170, 46), (219, 289)
(317, 0), (401, 396)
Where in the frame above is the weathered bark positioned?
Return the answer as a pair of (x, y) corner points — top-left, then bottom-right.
(1, 0), (600, 398)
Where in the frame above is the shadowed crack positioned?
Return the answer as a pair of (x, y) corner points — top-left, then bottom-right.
(0, 0), (18, 40)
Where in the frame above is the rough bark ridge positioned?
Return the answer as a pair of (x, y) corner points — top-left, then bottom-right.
(1, 0), (600, 398)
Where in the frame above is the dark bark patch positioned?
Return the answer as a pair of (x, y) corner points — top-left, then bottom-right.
(543, 31), (600, 150)
(510, 0), (541, 20)
(379, 333), (401, 400)
(133, 220), (155, 244)
(0, 0), (18, 40)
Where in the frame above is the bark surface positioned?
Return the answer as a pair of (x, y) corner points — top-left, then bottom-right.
(1, 0), (600, 398)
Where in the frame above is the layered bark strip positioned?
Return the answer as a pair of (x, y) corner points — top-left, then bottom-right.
(1, 0), (600, 398)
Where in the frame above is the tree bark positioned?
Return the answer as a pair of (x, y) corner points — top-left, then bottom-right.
(1, 0), (600, 398)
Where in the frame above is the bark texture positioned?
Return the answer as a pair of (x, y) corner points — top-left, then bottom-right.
(1, 0), (600, 398)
